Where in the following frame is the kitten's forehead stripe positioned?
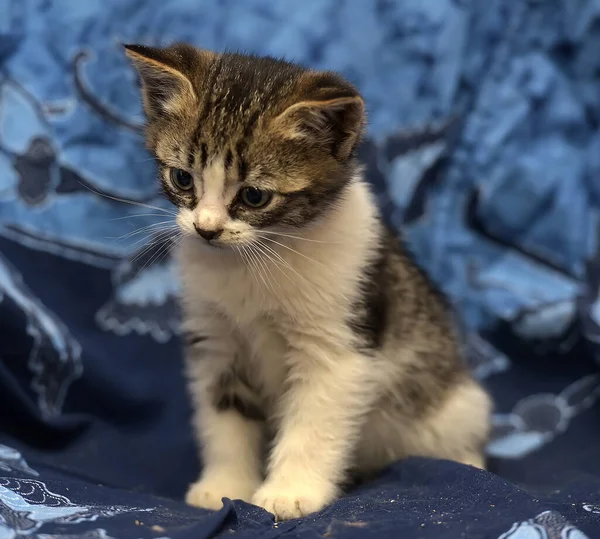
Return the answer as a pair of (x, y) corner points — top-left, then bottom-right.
(198, 57), (226, 127)
(238, 157), (248, 183)
(225, 149), (233, 170)
(190, 52), (306, 152)
(200, 143), (208, 169)
(243, 109), (261, 139)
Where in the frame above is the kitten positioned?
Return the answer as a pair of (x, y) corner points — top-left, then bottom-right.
(125, 43), (492, 521)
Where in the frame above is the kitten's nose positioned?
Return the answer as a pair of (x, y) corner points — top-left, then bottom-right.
(194, 224), (222, 241)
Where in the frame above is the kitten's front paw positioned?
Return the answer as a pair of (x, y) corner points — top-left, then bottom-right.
(251, 480), (337, 521)
(186, 475), (259, 510)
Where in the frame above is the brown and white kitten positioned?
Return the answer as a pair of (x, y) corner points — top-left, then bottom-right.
(125, 43), (492, 521)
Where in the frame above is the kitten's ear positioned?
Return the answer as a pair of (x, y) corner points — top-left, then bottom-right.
(124, 44), (203, 119)
(273, 77), (365, 160)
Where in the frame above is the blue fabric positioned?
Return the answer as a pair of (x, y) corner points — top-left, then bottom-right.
(1, 0), (600, 537)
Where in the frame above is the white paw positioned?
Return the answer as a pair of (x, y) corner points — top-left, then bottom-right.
(186, 474), (259, 510)
(251, 480), (337, 521)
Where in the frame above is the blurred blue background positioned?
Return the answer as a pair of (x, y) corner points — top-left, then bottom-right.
(0, 1), (600, 538)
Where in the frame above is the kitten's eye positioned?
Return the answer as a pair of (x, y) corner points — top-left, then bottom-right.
(240, 187), (272, 208)
(170, 168), (194, 191)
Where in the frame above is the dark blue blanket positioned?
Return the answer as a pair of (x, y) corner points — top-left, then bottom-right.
(1, 1), (600, 538)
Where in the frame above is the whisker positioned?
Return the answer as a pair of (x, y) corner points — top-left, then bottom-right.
(128, 232), (173, 265)
(135, 234), (178, 278)
(110, 213), (177, 221)
(235, 245), (257, 289)
(155, 231), (183, 267)
(240, 245), (265, 302)
(257, 236), (349, 302)
(255, 239), (305, 290)
(77, 181), (177, 216)
(169, 232), (187, 258)
(257, 239), (294, 269)
(258, 229), (341, 245)
(116, 228), (179, 252)
(251, 242), (280, 297)
(234, 245), (244, 268)
(235, 245), (250, 277)
(143, 234), (182, 276)
(126, 225), (180, 249)
(254, 242), (304, 306)
(129, 235), (162, 259)
(258, 236), (328, 269)
(108, 221), (178, 241)
(123, 221), (178, 235)
(245, 242), (271, 294)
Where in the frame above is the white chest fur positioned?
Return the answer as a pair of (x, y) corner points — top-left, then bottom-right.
(176, 179), (380, 400)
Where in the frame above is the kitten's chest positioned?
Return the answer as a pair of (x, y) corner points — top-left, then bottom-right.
(187, 258), (268, 319)
(194, 256), (300, 327)
(240, 316), (289, 402)
(219, 283), (292, 401)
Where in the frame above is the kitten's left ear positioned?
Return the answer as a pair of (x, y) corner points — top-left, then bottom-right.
(273, 77), (365, 160)
(124, 43), (204, 119)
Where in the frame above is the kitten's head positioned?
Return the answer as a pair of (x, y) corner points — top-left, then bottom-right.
(124, 43), (365, 247)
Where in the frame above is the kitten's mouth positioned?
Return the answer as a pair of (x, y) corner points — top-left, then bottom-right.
(201, 240), (226, 250)
(196, 237), (239, 250)
(189, 231), (250, 250)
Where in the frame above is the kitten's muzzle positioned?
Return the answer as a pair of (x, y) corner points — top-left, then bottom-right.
(193, 224), (222, 242)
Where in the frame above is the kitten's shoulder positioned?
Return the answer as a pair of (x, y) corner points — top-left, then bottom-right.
(370, 222), (457, 346)
(383, 225), (452, 312)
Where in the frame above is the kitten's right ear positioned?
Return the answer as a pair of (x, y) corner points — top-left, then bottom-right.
(124, 44), (201, 119)
(272, 73), (365, 160)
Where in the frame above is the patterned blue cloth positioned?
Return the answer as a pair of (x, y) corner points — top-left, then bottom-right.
(0, 1), (599, 537)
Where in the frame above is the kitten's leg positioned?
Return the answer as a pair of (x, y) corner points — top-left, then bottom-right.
(186, 405), (263, 509)
(354, 377), (491, 477)
(252, 347), (373, 520)
(184, 320), (264, 510)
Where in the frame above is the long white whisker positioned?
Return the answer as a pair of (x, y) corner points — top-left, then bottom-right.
(119, 225), (180, 252)
(255, 239), (305, 289)
(109, 221), (177, 241)
(128, 239), (160, 264)
(251, 242), (281, 297)
(239, 247), (257, 286)
(123, 221), (179, 236)
(256, 243), (307, 309)
(235, 245), (259, 289)
(257, 236), (349, 302)
(110, 213), (177, 221)
(246, 242), (271, 295)
(129, 232), (173, 265)
(259, 236), (327, 268)
(257, 239), (296, 270)
(234, 245), (245, 270)
(78, 182), (177, 216)
(169, 232), (187, 257)
(135, 234), (178, 278)
(258, 229), (341, 244)
(142, 231), (183, 275)
(156, 231), (183, 267)
(126, 225), (180, 250)
(241, 245), (265, 302)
